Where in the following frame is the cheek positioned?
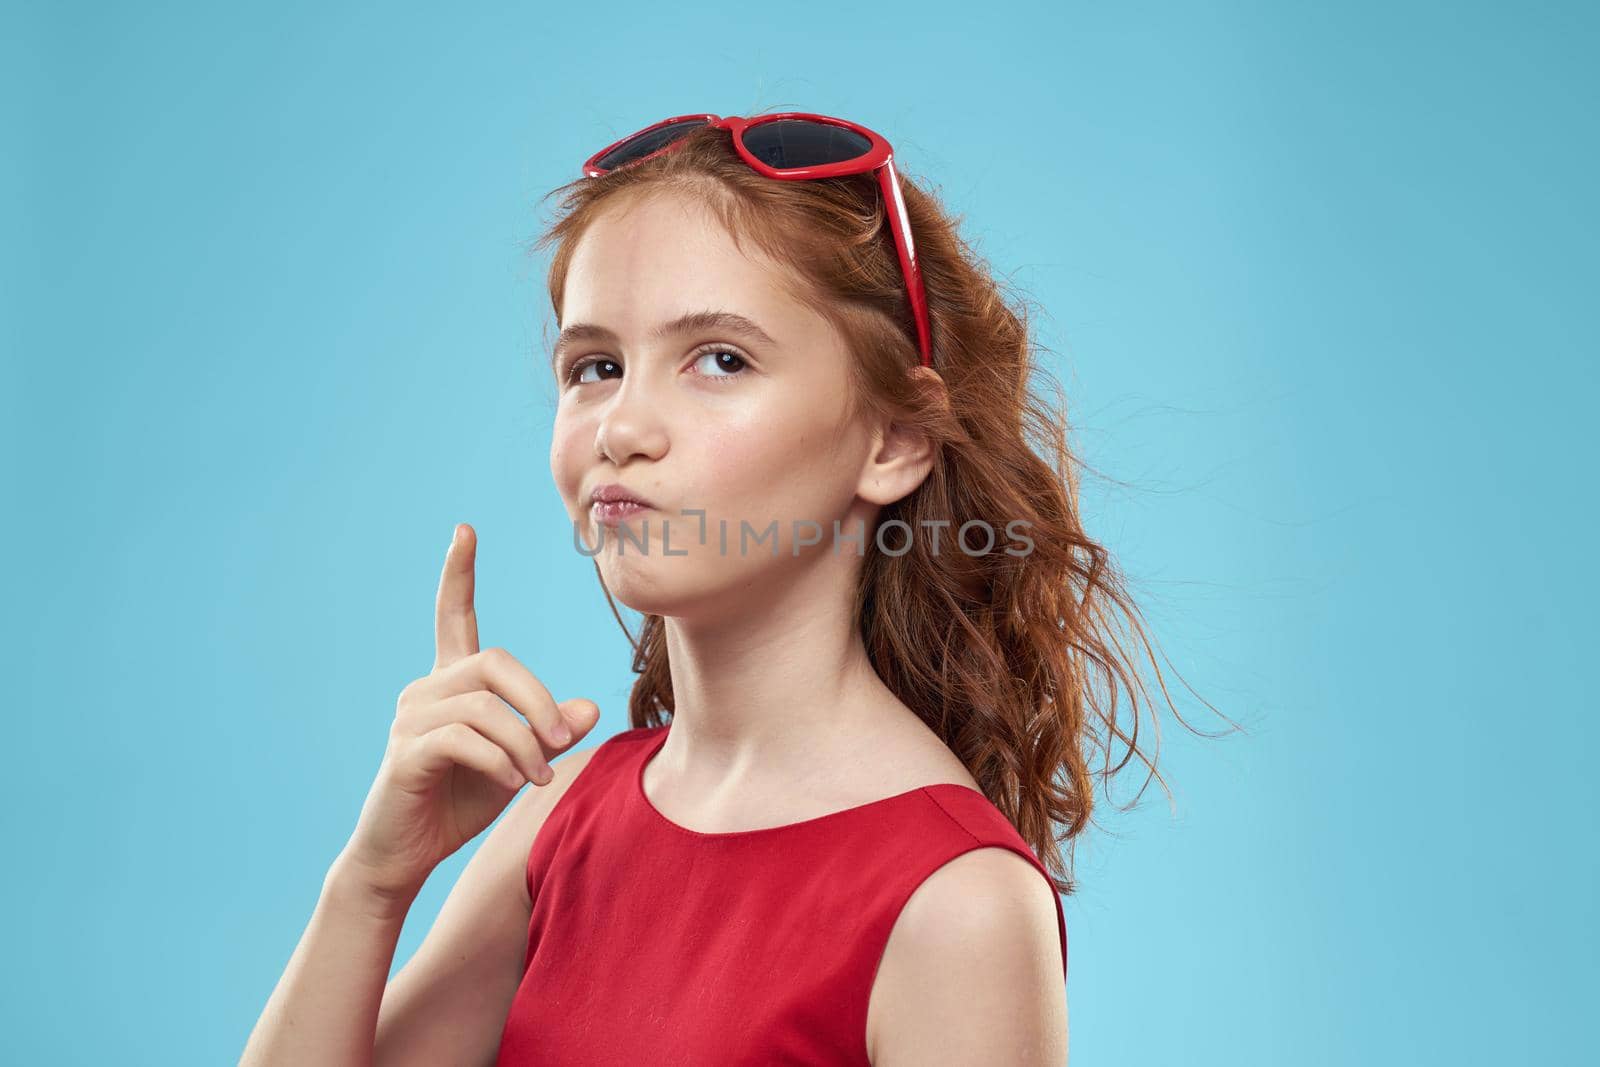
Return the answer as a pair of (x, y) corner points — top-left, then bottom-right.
(549, 417), (587, 506)
(693, 412), (845, 520)
(696, 414), (791, 496)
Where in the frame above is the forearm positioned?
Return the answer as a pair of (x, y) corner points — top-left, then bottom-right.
(239, 854), (419, 1067)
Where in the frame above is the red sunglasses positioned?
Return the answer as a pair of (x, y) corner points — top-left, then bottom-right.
(581, 112), (934, 369)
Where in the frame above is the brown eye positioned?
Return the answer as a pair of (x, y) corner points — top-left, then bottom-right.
(693, 347), (748, 380)
(569, 356), (621, 385)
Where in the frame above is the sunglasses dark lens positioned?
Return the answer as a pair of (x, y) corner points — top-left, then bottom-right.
(741, 119), (873, 169)
(594, 118), (710, 171)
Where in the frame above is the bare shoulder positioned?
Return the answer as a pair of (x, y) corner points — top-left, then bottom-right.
(866, 847), (1069, 1066)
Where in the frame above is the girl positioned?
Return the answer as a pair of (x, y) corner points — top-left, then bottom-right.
(242, 111), (1227, 1066)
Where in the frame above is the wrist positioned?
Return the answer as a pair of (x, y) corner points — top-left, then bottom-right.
(324, 851), (424, 921)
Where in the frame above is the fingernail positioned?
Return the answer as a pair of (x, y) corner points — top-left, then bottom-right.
(553, 724), (572, 745)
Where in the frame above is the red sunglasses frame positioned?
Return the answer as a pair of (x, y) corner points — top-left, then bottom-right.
(581, 112), (934, 369)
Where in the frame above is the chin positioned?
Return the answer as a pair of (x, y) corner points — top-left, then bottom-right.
(596, 551), (760, 621)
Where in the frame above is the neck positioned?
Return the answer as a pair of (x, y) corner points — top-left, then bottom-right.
(653, 554), (912, 790)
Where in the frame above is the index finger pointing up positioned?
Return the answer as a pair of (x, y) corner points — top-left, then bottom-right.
(434, 523), (480, 671)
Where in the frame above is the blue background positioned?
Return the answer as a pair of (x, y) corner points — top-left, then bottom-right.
(5, 1), (1594, 1063)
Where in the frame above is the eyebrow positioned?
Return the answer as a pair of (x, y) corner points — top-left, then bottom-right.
(550, 309), (779, 373)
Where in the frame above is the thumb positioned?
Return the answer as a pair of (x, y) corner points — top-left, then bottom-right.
(556, 699), (602, 742)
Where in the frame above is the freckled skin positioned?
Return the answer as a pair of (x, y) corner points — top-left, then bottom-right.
(548, 190), (910, 623)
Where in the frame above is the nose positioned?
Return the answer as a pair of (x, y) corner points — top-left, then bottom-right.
(593, 373), (670, 466)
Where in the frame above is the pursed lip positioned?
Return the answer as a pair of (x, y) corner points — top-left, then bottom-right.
(587, 482), (658, 509)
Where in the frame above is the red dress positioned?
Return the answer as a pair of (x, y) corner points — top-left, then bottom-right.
(494, 724), (1068, 1065)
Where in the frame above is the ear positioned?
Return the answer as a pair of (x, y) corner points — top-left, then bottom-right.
(857, 366), (944, 507)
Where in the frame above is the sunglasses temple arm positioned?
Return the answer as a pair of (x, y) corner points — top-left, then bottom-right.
(876, 160), (935, 368)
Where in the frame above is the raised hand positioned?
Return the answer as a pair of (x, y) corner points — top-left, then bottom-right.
(339, 523), (600, 900)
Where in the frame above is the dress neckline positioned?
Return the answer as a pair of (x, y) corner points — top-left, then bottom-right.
(633, 724), (985, 840)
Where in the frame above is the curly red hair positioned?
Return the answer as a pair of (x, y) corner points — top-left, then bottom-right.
(528, 113), (1239, 895)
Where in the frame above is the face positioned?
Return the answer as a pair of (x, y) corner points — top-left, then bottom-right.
(548, 190), (903, 620)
